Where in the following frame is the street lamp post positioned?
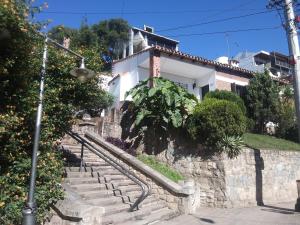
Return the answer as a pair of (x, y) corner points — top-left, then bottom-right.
(22, 33), (95, 225)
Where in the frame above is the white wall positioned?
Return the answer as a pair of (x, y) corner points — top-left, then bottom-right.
(108, 76), (121, 109)
(111, 51), (150, 107)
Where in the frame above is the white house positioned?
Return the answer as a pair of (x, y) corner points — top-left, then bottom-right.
(109, 26), (254, 110)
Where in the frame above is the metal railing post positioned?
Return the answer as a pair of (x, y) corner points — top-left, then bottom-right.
(80, 141), (84, 172)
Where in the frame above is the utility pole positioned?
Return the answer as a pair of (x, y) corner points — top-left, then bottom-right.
(268, 0), (300, 142)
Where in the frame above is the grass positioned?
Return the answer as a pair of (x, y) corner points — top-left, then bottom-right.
(137, 154), (184, 182)
(243, 133), (300, 151)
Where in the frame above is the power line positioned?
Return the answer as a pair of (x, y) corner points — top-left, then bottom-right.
(157, 9), (277, 33)
(40, 8), (267, 15)
(167, 26), (282, 38)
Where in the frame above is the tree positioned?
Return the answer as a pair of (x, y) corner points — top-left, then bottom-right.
(92, 18), (130, 59)
(277, 86), (298, 141)
(245, 71), (280, 133)
(121, 77), (197, 154)
(0, 1), (113, 223)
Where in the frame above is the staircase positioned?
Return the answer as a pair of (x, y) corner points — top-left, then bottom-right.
(61, 138), (178, 225)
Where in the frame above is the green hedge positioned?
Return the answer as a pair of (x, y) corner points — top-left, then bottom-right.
(188, 98), (246, 148)
(205, 90), (246, 115)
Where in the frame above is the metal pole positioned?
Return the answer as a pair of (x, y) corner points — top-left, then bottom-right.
(80, 142), (84, 172)
(22, 37), (48, 225)
(283, 0), (300, 142)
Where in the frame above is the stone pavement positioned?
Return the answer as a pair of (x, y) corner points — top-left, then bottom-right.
(158, 202), (300, 225)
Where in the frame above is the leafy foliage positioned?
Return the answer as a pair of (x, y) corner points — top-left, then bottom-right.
(245, 71), (280, 133)
(187, 98), (246, 155)
(205, 89), (246, 115)
(121, 77), (197, 154)
(0, 1), (113, 224)
(217, 136), (244, 159)
(0, 152), (64, 224)
(48, 18), (130, 60)
(276, 86), (298, 142)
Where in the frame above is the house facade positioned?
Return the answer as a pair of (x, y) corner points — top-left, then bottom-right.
(108, 26), (254, 110)
(234, 51), (293, 78)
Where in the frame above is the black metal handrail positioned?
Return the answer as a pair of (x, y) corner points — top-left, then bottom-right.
(65, 130), (151, 212)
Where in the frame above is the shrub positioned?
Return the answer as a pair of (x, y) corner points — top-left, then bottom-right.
(217, 136), (244, 158)
(188, 98), (246, 149)
(205, 90), (246, 115)
(0, 151), (64, 224)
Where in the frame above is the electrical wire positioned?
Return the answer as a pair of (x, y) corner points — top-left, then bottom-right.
(40, 8), (266, 15)
(167, 26), (282, 38)
(157, 9), (277, 33)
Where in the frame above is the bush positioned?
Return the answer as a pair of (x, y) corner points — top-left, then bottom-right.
(217, 136), (244, 158)
(205, 90), (246, 115)
(188, 98), (246, 149)
(0, 151), (64, 224)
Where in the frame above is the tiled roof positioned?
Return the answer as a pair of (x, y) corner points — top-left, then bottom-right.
(152, 45), (255, 77)
(112, 46), (292, 84)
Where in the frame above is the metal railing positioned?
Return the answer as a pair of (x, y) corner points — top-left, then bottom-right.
(65, 130), (151, 212)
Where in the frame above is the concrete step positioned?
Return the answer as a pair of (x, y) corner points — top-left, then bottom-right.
(78, 187), (141, 199)
(64, 177), (103, 185)
(119, 208), (178, 225)
(66, 171), (95, 178)
(79, 189), (113, 199)
(104, 203), (131, 216)
(85, 161), (111, 167)
(102, 204), (173, 225)
(70, 182), (111, 192)
(103, 174), (131, 182)
(113, 180), (137, 187)
(66, 170), (123, 178)
(85, 196), (124, 206)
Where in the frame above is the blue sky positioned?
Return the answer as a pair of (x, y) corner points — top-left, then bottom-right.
(34, 0), (296, 60)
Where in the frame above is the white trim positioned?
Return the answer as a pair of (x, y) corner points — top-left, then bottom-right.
(216, 75), (248, 86)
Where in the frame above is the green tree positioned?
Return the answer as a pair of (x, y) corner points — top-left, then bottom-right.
(121, 77), (197, 154)
(245, 71), (280, 133)
(277, 86), (298, 141)
(0, 1), (113, 223)
(92, 18), (130, 58)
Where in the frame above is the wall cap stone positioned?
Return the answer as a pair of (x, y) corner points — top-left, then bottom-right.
(85, 131), (190, 196)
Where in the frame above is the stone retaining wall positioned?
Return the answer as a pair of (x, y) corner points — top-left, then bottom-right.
(157, 147), (300, 209)
(74, 121), (300, 209)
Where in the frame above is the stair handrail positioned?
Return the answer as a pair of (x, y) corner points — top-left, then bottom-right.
(65, 130), (151, 212)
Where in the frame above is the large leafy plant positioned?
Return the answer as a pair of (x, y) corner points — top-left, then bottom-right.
(121, 77), (197, 154)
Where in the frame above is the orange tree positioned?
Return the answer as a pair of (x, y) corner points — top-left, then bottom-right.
(0, 1), (113, 224)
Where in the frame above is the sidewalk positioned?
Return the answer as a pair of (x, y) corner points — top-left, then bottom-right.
(159, 202), (300, 225)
